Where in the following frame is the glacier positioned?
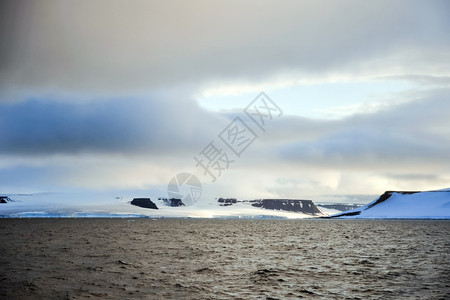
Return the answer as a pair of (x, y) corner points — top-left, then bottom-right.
(2, 188), (449, 219)
(0, 193), (314, 219)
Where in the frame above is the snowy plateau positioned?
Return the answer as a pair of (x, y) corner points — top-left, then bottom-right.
(0, 189), (449, 219)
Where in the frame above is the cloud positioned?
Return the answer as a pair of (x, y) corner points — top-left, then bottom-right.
(204, 88), (450, 196)
(278, 88), (450, 170)
(1, 0), (449, 98)
(1, 88), (448, 196)
(0, 94), (229, 156)
(1, 1), (449, 198)
(379, 75), (450, 86)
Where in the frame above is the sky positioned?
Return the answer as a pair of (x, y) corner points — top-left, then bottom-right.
(1, 0), (449, 203)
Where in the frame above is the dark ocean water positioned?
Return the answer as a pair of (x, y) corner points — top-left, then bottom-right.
(1, 219), (449, 299)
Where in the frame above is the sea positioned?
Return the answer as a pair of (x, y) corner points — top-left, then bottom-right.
(1, 219), (449, 299)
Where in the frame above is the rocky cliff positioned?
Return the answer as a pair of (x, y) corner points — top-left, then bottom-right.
(130, 198), (158, 209)
(218, 198), (324, 216)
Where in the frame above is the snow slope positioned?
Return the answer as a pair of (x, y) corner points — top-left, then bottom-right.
(329, 189), (450, 219)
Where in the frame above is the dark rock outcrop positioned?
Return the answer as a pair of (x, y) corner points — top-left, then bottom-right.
(249, 199), (323, 215)
(0, 196), (11, 204)
(217, 198), (324, 215)
(165, 198), (185, 207)
(158, 198), (185, 207)
(130, 198), (158, 209)
(218, 198), (237, 206)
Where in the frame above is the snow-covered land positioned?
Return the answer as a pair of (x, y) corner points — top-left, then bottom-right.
(2, 189), (449, 219)
(329, 189), (450, 219)
(0, 193), (316, 219)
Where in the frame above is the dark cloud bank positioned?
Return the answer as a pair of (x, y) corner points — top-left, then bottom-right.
(2, 89), (449, 172)
(0, 96), (228, 156)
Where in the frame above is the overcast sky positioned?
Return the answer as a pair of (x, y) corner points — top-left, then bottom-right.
(1, 0), (449, 202)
